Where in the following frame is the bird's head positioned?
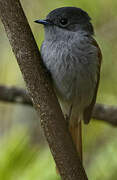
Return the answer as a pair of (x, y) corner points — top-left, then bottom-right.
(35, 7), (94, 40)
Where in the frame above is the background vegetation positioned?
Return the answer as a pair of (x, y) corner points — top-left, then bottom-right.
(0, 0), (117, 179)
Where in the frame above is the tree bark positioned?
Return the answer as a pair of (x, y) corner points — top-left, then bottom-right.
(0, 85), (117, 126)
(0, 0), (88, 179)
(0, 85), (32, 105)
(92, 103), (117, 126)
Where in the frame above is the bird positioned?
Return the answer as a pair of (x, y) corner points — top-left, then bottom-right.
(35, 7), (102, 162)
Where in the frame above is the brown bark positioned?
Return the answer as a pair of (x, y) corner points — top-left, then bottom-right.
(92, 103), (117, 126)
(0, 0), (88, 179)
(0, 85), (32, 105)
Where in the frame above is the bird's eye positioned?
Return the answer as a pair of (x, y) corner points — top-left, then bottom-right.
(59, 18), (68, 26)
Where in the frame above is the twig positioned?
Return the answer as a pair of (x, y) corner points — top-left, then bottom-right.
(92, 103), (117, 126)
(0, 85), (32, 105)
(0, 85), (116, 126)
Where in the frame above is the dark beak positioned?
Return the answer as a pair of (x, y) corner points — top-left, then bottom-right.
(34, 19), (51, 25)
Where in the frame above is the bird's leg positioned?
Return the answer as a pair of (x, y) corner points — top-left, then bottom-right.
(65, 105), (73, 126)
(68, 104), (73, 121)
(65, 114), (69, 122)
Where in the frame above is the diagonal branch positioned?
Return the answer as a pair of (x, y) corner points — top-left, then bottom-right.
(0, 85), (117, 126)
(0, 0), (88, 179)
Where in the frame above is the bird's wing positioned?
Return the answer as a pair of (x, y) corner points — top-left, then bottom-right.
(83, 38), (102, 124)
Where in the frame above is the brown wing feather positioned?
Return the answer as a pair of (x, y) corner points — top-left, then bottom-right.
(83, 39), (102, 124)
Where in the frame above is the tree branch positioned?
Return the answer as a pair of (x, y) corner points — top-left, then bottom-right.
(92, 103), (117, 126)
(0, 0), (88, 179)
(0, 85), (117, 126)
(0, 85), (32, 105)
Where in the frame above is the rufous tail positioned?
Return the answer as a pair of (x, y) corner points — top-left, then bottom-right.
(56, 119), (82, 174)
(69, 120), (82, 162)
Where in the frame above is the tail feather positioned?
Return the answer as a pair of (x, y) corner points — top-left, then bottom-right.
(69, 120), (82, 162)
(56, 118), (82, 174)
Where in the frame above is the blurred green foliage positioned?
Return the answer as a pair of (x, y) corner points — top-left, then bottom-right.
(0, 0), (117, 179)
(0, 127), (60, 180)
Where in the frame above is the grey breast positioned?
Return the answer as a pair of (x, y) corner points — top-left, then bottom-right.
(41, 32), (99, 109)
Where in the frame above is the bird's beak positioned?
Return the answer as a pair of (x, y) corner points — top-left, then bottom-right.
(34, 19), (51, 25)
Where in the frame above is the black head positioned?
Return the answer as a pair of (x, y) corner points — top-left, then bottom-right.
(35, 7), (94, 35)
